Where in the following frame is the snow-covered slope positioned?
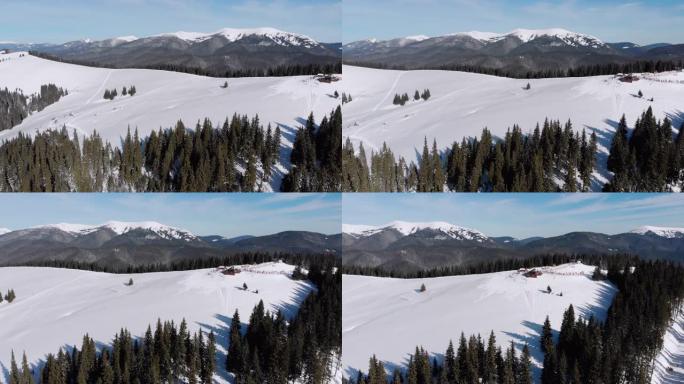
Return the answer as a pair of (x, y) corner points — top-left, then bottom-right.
(0, 262), (313, 383)
(0, 52), (340, 190)
(35, 220), (197, 241)
(630, 226), (684, 238)
(343, 220), (488, 241)
(0, 228), (10, 235)
(651, 308), (684, 383)
(342, 263), (617, 379)
(341, 65), (684, 188)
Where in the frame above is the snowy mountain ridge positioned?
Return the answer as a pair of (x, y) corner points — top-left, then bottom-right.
(370, 28), (606, 47)
(153, 27), (320, 47)
(343, 220), (489, 241)
(630, 226), (684, 238)
(0, 228), (11, 235)
(33, 221), (197, 241)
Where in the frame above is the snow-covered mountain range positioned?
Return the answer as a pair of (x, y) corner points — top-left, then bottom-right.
(35, 220), (197, 241)
(630, 225), (684, 238)
(1, 27), (340, 74)
(343, 220), (488, 241)
(0, 222), (341, 268)
(343, 27), (683, 74)
(342, 221), (684, 272)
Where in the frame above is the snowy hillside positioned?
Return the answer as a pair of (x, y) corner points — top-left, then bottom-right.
(0, 52), (340, 190)
(0, 261), (312, 383)
(342, 263), (617, 380)
(341, 65), (684, 188)
(343, 220), (488, 241)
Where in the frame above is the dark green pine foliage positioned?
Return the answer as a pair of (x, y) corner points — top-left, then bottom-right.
(605, 107), (683, 191)
(349, 58), (683, 79)
(541, 260), (684, 384)
(30, 50), (342, 78)
(282, 106), (342, 192)
(355, 337), (532, 384)
(343, 118), (597, 192)
(0, 84), (67, 132)
(0, 112), (295, 191)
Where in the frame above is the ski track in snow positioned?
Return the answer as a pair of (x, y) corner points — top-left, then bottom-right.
(0, 263), (314, 384)
(340, 65), (684, 191)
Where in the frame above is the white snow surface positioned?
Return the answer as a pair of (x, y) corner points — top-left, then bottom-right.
(342, 263), (617, 379)
(0, 228), (10, 235)
(652, 308), (684, 384)
(33, 220), (197, 241)
(342, 220), (488, 241)
(341, 65), (684, 189)
(0, 262), (313, 383)
(0, 52), (340, 190)
(630, 226), (684, 238)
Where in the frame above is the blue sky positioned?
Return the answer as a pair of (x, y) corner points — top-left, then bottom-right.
(344, 0), (684, 44)
(0, 194), (341, 237)
(0, 0), (341, 43)
(343, 194), (684, 238)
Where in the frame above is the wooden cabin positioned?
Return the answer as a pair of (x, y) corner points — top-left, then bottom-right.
(618, 74), (639, 83)
(524, 269), (542, 278)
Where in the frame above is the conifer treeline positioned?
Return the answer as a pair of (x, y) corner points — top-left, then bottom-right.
(345, 59), (683, 79)
(0, 288), (16, 303)
(0, 84), (67, 132)
(540, 260), (684, 384)
(10, 251), (339, 274)
(281, 107), (342, 192)
(9, 264), (341, 384)
(227, 265), (342, 383)
(351, 335), (533, 384)
(604, 107), (684, 191)
(0, 107), (341, 192)
(10, 322), (217, 384)
(341, 254), (634, 279)
(343, 119), (598, 192)
(29, 51), (342, 78)
(344, 107), (684, 192)
(347, 260), (684, 384)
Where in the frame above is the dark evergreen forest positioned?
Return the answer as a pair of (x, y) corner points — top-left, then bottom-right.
(0, 107), (341, 192)
(29, 51), (342, 78)
(342, 107), (684, 192)
(345, 60), (683, 80)
(0, 84), (67, 132)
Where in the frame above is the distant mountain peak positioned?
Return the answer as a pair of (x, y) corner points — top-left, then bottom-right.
(630, 226), (684, 238)
(0, 228), (11, 235)
(34, 221), (197, 241)
(154, 27), (319, 47)
(344, 220), (489, 242)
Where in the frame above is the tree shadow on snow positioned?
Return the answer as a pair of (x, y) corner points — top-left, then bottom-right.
(503, 320), (547, 382)
(575, 281), (617, 322)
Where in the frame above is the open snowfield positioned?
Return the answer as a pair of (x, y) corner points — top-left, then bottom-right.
(0, 261), (314, 383)
(0, 52), (341, 189)
(341, 65), (684, 188)
(342, 263), (617, 380)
